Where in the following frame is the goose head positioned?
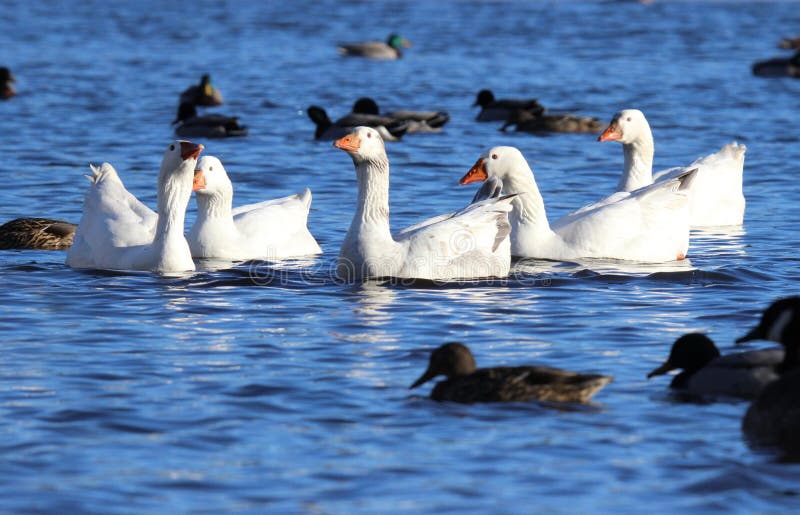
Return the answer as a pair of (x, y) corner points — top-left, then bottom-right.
(333, 126), (386, 165)
(410, 342), (477, 389)
(192, 155), (232, 196)
(647, 333), (721, 379)
(597, 109), (650, 143)
(736, 297), (800, 346)
(459, 146), (529, 185)
(387, 34), (411, 49)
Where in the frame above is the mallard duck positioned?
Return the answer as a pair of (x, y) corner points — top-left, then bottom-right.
(409, 342), (612, 404)
(647, 333), (783, 399)
(752, 52), (800, 77)
(179, 73), (224, 106)
(1, 67), (15, 100)
(739, 297), (800, 458)
(0, 218), (76, 250)
(500, 108), (603, 134)
(337, 34), (411, 60)
(351, 97), (449, 133)
(472, 89), (545, 122)
(779, 37), (800, 50)
(172, 102), (247, 138)
(306, 105), (408, 141)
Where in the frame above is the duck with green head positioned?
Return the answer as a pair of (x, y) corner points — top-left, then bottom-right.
(337, 34), (411, 60)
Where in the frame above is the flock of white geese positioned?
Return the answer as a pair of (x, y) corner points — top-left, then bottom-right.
(58, 108), (746, 277)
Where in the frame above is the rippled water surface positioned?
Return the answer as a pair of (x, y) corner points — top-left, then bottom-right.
(2, 0), (800, 512)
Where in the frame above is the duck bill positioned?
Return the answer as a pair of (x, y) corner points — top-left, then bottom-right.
(735, 326), (762, 344)
(646, 360), (674, 379)
(459, 157), (488, 185)
(180, 141), (204, 160)
(192, 170), (206, 191)
(409, 367), (436, 389)
(597, 124), (621, 142)
(334, 133), (361, 152)
(402, 39), (412, 48)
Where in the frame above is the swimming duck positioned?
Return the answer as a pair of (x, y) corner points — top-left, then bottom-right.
(500, 108), (603, 134)
(459, 146), (696, 262)
(307, 105), (409, 141)
(351, 97), (449, 133)
(647, 333), (783, 399)
(172, 102), (248, 139)
(752, 51), (800, 78)
(179, 73), (224, 106)
(472, 89), (545, 122)
(334, 126), (514, 281)
(1, 67), (15, 100)
(738, 297), (800, 458)
(0, 218), (76, 250)
(66, 141), (203, 272)
(187, 156), (322, 260)
(337, 34), (411, 60)
(598, 109), (746, 226)
(410, 342), (612, 404)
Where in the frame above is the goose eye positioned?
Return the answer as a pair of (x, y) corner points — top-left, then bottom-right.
(209, 166), (213, 171)
(491, 154), (498, 160)
(367, 132), (372, 138)
(169, 144), (175, 151)
(626, 117), (632, 122)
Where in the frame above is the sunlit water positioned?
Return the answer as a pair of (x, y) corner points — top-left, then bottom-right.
(2, 0), (800, 512)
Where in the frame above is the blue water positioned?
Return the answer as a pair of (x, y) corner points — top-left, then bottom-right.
(2, 0), (800, 512)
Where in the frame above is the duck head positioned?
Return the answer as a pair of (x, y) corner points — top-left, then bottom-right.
(597, 109), (650, 143)
(410, 342), (478, 389)
(387, 34), (411, 49)
(459, 146), (527, 185)
(352, 97), (380, 115)
(736, 297), (800, 345)
(333, 126), (386, 164)
(473, 89), (495, 107)
(647, 333), (721, 379)
(173, 102), (198, 125)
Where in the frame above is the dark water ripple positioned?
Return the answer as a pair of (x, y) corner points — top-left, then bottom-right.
(3, 0), (800, 512)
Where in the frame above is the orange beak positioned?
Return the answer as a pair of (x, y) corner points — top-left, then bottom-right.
(180, 141), (204, 160)
(334, 133), (361, 152)
(192, 170), (206, 191)
(597, 124), (621, 142)
(459, 157), (488, 185)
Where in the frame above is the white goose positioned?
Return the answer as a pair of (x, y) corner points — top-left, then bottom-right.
(598, 109), (746, 226)
(334, 126), (514, 281)
(66, 141), (203, 272)
(459, 146), (696, 263)
(187, 156), (322, 260)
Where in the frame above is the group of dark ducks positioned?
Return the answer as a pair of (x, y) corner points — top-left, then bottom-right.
(752, 35), (800, 78)
(410, 296), (800, 461)
(2, 35), (800, 459)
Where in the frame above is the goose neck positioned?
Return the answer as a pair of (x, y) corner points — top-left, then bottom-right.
(618, 131), (654, 192)
(499, 166), (550, 232)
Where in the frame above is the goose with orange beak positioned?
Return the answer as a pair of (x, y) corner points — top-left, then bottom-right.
(458, 146), (696, 262)
(597, 109), (745, 226)
(67, 140), (203, 272)
(333, 126), (514, 281)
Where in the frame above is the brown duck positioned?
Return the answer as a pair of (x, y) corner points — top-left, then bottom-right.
(0, 218), (76, 250)
(501, 108), (603, 134)
(410, 342), (612, 404)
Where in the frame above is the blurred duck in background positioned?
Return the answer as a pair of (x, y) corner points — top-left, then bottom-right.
(351, 97), (449, 134)
(472, 89), (545, 122)
(179, 73), (224, 106)
(337, 34), (411, 60)
(306, 104), (409, 141)
(500, 108), (603, 134)
(1, 67), (15, 99)
(172, 102), (248, 138)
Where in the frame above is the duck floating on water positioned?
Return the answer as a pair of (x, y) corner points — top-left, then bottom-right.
(337, 34), (411, 60)
(500, 108), (603, 134)
(472, 89), (545, 122)
(172, 102), (247, 139)
(410, 342), (612, 404)
(351, 97), (449, 134)
(0, 218), (76, 250)
(738, 297), (800, 459)
(307, 105), (409, 141)
(647, 333), (783, 399)
(1, 67), (15, 100)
